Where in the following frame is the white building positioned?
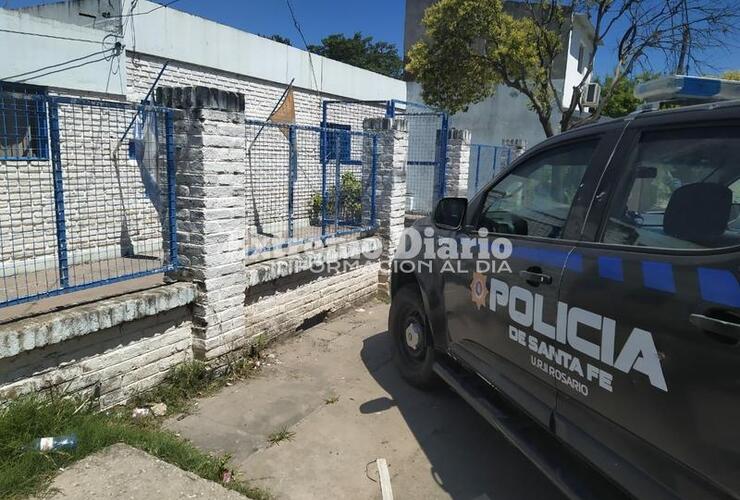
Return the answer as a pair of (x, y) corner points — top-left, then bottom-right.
(1, 0), (405, 120)
(0, 0), (405, 301)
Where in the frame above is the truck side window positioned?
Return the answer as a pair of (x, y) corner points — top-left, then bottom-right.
(602, 128), (740, 250)
(477, 140), (598, 239)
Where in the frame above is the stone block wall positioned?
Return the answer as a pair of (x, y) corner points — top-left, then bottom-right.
(363, 118), (408, 295)
(244, 239), (382, 349)
(0, 283), (195, 409)
(161, 87), (249, 363)
(444, 129), (472, 198)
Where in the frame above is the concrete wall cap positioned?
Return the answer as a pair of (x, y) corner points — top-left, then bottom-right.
(0, 283), (196, 360)
(156, 86), (246, 112)
(448, 129), (472, 142)
(362, 117), (408, 133)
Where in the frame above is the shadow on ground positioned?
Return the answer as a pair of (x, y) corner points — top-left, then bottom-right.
(359, 329), (564, 500)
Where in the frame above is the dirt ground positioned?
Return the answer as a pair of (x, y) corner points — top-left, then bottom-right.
(167, 300), (565, 500)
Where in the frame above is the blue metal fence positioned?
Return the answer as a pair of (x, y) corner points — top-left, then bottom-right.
(245, 120), (378, 256)
(468, 143), (514, 197)
(323, 99), (450, 216)
(0, 90), (177, 308)
(387, 100), (449, 215)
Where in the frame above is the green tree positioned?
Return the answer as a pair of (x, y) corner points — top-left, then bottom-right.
(308, 33), (404, 79)
(259, 34), (292, 46)
(407, 0), (738, 136)
(596, 72), (659, 118)
(721, 70), (740, 81)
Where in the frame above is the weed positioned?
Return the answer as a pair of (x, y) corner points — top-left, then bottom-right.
(267, 427), (295, 446)
(0, 395), (271, 499)
(324, 395), (339, 405)
(130, 357), (258, 416)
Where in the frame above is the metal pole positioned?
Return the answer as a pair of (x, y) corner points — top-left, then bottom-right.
(119, 61), (169, 143)
(320, 128), (328, 238)
(288, 126), (297, 239)
(474, 145), (481, 192)
(386, 99), (396, 118)
(165, 110), (178, 268)
(334, 132), (341, 229)
(48, 98), (69, 288)
(370, 135), (378, 227)
(493, 146), (499, 178)
(437, 113), (449, 200)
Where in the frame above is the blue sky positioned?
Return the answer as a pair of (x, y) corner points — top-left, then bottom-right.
(5, 0), (740, 78)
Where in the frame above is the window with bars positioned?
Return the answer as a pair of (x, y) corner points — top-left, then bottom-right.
(0, 83), (49, 161)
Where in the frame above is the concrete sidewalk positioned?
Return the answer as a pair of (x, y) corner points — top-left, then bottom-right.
(39, 443), (245, 499)
(167, 301), (564, 500)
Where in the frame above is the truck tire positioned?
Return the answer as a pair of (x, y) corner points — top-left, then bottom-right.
(389, 284), (438, 389)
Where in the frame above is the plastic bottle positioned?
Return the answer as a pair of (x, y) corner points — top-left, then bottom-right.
(29, 434), (77, 452)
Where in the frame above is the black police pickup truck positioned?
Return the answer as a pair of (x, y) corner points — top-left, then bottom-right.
(389, 100), (740, 499)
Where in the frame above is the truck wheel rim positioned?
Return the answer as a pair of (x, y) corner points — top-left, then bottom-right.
(403, 315), (426, 358)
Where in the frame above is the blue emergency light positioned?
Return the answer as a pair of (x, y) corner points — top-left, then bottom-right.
(635, 75), (740, 104)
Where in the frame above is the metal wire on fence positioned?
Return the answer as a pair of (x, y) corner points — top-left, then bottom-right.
(468, 143), (514, 197)
(0, 88), (177, 308)
(390, 100), (448, 215)
(323, 99), (451, 216)
(322, 100), (387, 135)
(245, 120), (378, 255)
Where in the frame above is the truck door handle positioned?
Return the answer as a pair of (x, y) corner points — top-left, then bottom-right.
(690, 313), (740, 343)
(519, 268), (553, 286)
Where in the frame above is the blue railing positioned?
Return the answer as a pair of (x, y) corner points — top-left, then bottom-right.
(0, 91), (178, 308)
(245, 119), (378, 256)
(469, 143), (514, 196)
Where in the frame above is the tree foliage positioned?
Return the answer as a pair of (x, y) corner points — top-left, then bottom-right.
(259, 34), (292, 46)
(721, 71), (740, 81)
(596, 72), (659, 118)
(408, 0), (739, 136)
(308, 32), (404, 79)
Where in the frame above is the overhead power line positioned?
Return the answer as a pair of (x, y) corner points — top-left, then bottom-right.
(285, 0), (322, 105)
(12, 54), (117, 84)
(2, 44), (122, 83)
(0, 28), (112, 44)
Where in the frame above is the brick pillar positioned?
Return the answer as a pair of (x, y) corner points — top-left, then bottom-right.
(445, 129), (471, 198)
(158, 86), (248, 362)
(363, 117), (408, 296)
(503, 138), (527, 159)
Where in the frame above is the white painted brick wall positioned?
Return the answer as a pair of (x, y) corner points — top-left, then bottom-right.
(243, 260), (380, 352)
(0, 312), (193, 409)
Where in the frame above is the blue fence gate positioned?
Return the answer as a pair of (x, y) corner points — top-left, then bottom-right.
(468, 143), (514, 196)
(386, 100), (448, 215)
(244, 120), (379, 256)
(0, 87), (177, 308)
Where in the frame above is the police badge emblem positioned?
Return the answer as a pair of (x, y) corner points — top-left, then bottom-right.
(470, 272), (488, 309)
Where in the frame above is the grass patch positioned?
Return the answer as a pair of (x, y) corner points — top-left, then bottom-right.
(131, 357), (259, 416)
(267, 427), (295, 446)
(324, 395), (339, 405)
(0, 358), (271, 499)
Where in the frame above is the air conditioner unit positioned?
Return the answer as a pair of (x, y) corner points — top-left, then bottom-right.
(582, 83), (601, 108)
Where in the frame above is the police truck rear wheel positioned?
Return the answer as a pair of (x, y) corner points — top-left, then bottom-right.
(389, 285), (437, 388)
